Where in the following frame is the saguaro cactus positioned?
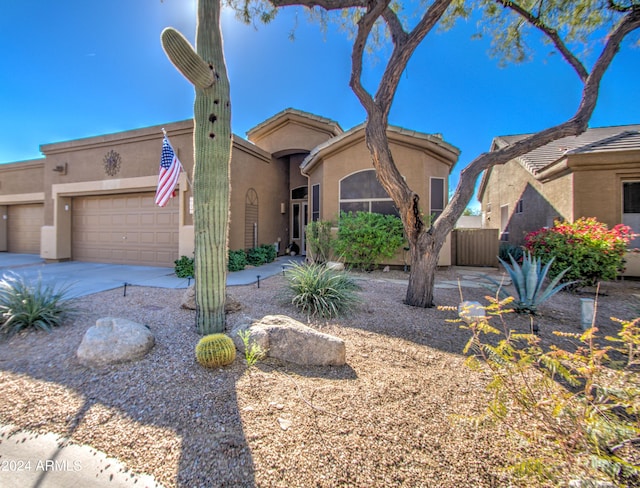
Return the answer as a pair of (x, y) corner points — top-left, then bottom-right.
(161, 0), (230, 334)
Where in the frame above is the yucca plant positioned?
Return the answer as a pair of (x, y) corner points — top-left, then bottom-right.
(484, 251), (573, 314)
(0, 272), (75, 335)
(284, 262), (361, 319)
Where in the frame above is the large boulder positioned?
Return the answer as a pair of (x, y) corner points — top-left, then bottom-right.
(77, 317), (155, 367)
(231, 315), (346, 366)
(181, 286), (242, 313)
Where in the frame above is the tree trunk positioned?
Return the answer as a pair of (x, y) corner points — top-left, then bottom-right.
(405, 232), (443, 308)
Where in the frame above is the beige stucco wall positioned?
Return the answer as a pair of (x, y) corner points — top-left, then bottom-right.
(571, 151), (640, 230)
(305, 133), (454, 266)
(248, 115), (338, 155)
(480, 159), (571, 245)
(228, 140), (289, 253)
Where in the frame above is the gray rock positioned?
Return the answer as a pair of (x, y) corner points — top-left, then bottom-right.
(77, 317), (155, 367)
(458, 300), (486, 324)
(325, 261), (345, 271)
(231, 314), (346, 366)
(181, 285), (241, 313)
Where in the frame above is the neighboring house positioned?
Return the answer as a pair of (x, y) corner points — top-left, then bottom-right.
(0, 108), (459, 267)
(478, 124), (640, 248)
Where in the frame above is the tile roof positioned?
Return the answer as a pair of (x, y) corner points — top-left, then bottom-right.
(493, 124), (640, 175)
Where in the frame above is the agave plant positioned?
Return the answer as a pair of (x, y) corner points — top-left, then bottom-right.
(484, 251), (573, 315)
(0, 272), (75, 335)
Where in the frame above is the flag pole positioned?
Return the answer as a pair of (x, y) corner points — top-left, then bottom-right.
(161, 128), (192, 190)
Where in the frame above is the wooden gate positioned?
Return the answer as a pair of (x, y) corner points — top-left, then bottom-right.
(452, 229), (499, 267)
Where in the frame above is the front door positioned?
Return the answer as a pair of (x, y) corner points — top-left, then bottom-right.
(291, 201), (308, 255)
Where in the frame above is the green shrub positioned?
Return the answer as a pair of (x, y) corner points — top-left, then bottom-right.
(174, 255), (194, 278)
(258, 243), (277, 263)
(228, 249), (247, 272)
(525, 218), (632, 289)
(484, 251), (573, 315)
(284, 262), (361, 318)
(246, 244), (276, 267)
(461, 301), (640, 486)
(0, 273), (75, 335)
(306, 220), (334, 264)
(334, 211), (405, 271)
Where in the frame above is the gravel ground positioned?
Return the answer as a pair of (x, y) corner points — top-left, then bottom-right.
(1, 267), (639, 487)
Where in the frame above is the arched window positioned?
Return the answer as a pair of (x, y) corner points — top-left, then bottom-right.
(245, 188), (258, 249)
(339, 170), (397, 216)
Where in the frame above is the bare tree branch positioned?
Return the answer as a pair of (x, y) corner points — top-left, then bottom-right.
(269, 0), (365, 10)
(435, 7), (640, 237)
(376, 0), (454, 113)
(496, 0), (589, 82)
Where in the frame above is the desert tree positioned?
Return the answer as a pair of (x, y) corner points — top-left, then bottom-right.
(162, 0), (231, 334)
(230, 0), (639, 307)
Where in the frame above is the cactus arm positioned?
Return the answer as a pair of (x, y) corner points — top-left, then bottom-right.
(161, 27), (215, 89)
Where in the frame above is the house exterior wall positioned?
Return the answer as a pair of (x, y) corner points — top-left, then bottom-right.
(3, 111), (461, 268)
(248, 120), (336, 155)
(571, 151), (640, 230)
(228, 142), (289, 253)
(480, 159), (571, 246)
(305, 136), (453, 266)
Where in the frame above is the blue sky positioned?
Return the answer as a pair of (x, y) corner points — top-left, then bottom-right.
(1, 0), (638, 206)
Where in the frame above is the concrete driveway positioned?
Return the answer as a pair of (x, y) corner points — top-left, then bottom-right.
(0, 253), (302, 298)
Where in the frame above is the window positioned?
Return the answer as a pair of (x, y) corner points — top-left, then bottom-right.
(500, 204), (509, 241)
(430, 177), (445, 222)
(312, 184), (320, 222)
(339, 170), (398, 216)
(515, 199), (524, 214)
(291, 186), (308, 200)
(623, 181), (640, 248)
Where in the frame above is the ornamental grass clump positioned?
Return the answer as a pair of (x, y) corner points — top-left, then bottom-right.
(0, 272), (75, 335)
(525, 217), (632, 289)
(285, 262), (361, 319)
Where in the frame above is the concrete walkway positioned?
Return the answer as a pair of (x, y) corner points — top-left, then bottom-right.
(0, 253), (304, 298)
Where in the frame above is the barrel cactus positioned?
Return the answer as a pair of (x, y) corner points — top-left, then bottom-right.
(195, 333), (236, 367)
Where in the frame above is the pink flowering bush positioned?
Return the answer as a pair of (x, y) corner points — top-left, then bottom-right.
(524, 217), (632, 289)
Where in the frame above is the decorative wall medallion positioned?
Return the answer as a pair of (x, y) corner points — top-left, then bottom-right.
(103, 150), (122, 176)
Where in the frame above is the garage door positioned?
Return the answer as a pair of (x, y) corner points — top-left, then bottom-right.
(7, 204), (44, 254)
(72, 193), (179, 267)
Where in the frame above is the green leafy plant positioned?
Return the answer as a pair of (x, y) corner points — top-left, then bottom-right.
(0, 273), (75, 335)
(525, 218), (632, 289)
(484, 251), (573, 315)
(284, 262), (361, 318)
(237, 329), (267, 367)
(228, 249), (247, 272)
(174, 255), (195, 278)
(258, 243), (277, 263)
(460, 301), (640, 486)
(334, 211), (405, 271)
(306, 220), (334, 264)
(246, 244), (276, 267)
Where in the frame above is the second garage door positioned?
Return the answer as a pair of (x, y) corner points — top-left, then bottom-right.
(7, 203), (44, 254)
(72, 193), (179, 267)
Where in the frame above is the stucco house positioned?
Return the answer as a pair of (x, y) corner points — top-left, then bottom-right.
(0, 108), (459, 268)
(478, 124), (640, 250)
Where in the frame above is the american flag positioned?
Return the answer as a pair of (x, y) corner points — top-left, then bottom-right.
(155, 136), (183, 207)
